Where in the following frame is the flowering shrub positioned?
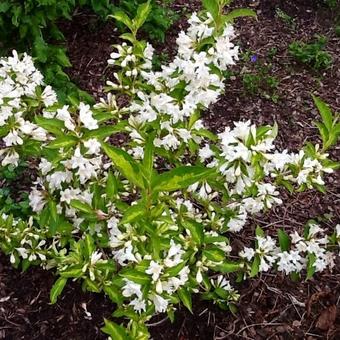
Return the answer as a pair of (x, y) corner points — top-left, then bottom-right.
(0, 1), (339, 338)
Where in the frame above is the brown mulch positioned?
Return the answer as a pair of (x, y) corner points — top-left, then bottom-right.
(1, 0), (340, 339)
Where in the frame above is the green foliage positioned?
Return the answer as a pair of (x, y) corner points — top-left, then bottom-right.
(0, 0), (174, 102)
(289, 36), (333, 70)
(0, 163), (31, 218)
(335, 25), (340, 37)
(0, 1), (339, 339)
(0, 0), (113, 102)
(312, 95), (340, 151)
(242, 60), (279, 102)
(323, 0), (338, 9)
(275, 7), (296, 29)
(117, 0), (177, 42)
(202, 0), (256, 33)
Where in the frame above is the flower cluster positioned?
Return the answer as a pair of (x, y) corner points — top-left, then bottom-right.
(0, 51), (57, 167)
(107, 12), (239, 156)
(240, 223), (337, 277)
(0, 3), (339, 339)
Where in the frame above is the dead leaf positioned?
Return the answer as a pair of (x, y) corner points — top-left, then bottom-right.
(316, 305), (337, 331)
(306, 290), (331, 316)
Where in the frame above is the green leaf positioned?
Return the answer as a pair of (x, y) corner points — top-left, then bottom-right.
(119, 33), (136, 43)
(165, 261), (187, 277)
(196, 128), (218, 142)
(119, 203), (146, 225)
(142, 132), (155, 181)
(202, 0), (219, 21)
(50, 277), (67, 304)
(48, 200), (58, 223)
(313, 95), (333, 131)
(83, 121), (127, 139)
(110, 11), (133, 32)
(213, 261), (240, 273)
(60, 267), (83, 278)
(183, 220), (204, 245)
(255, 226), (265, 237)
(106, 171), (118, 200)
(84, 234), (95, 259)
(0, 2), (10, 13)
(112, 308), (139, 321)
(84, 278), (101, 293)
(34, 36), (49, 63)
(104, 284), (123, 304)
(46, 135), (78, 149)
(54, 48), (72, 67)
(223, 9), (257, 23)
(177, 288), (192, 313)
(101, 319), (130, 340)
(70, 200), (93, 214)
(102, 143), (144, 189)
(202, 247), (225, 263)
(277, 229), (291, 251)
(134, 0), (152, 31)
(306, 253), (316, 280)
(152, 166), (214, 192)
(250, 254), (260, 277)
(35, 116), (65, 135)
(120, 269), (151, 285)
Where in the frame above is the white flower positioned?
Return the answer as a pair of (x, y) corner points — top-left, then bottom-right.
(277, 251), (304, 274)
(199, 144), (214, 162)
(122, 279), (143, 299)
(47, 171), (72, 190)
(31, 127), (47, 141)
(3, 130), (23, 146)
(164, 240), (184, 267)
(151, 294), (168, 313)
(90, 250), (102, 265)
(336, 224), (340, 238)
(146, 261), (163, 282)
(239, 247), (255, 261)
(29, 188), (46, 212)
(129, 146), (144, 160)
(233, 120), (251, 141)
(1, 150), (19, 167)
(16, 247), (28, 259)
(308, 224), (322, 238)
(56, 105), (75, 131)
(83, 138), (101, 155)
(41, 85), (57, 107)
(113, 241), (138, 266)
(211, 275), (232, 291)
(129, 298), (146, 313)
(39, 158), (53, 175)
(79, 102), (98, 130)
(143, 43), (154, 61)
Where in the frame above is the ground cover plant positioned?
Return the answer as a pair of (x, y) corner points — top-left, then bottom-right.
(289, 35), (333, 70)
(0, 0), (340, 339)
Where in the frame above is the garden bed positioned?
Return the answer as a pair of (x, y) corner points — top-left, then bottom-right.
(0, 0), (339, 339)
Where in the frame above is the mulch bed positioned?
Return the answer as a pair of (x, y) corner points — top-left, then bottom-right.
(1, 0), (340, 339)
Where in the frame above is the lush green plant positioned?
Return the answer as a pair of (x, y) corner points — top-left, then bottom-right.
(0, 1), (339, 339)
(117, 0), (177, 42)
(241, 57), (279, 102)
(0, 0), (176, 103)
(289, 35), (333, 70)
(335, 25), (340, 37)
(323, 0), (338, 9)
(0, 0), (115, 102)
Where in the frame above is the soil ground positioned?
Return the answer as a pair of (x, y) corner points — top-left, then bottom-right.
(1, 0), (340, 339)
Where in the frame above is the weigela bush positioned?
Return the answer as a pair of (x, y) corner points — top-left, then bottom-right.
(0, 1), (339, 338)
